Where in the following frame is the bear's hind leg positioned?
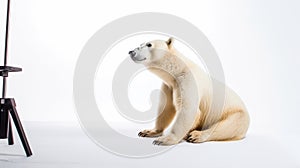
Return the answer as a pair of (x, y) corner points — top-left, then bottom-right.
(186, 111), (249, 143)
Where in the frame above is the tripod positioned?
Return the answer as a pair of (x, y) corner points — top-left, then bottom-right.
(0, 0), (32, 157)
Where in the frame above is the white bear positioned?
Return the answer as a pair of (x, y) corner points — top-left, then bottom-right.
(129, 37), (250, 145)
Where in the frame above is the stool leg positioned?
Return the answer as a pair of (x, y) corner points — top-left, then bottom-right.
(9, 108), (32, 157)
(8, 117), (14, 145)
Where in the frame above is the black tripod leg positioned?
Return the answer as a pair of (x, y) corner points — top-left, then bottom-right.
(8, 116), (14, 145)
(9, 108), (32, 157)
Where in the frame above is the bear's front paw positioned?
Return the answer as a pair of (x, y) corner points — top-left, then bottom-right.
(153, 134), (179, 146)
(138, 129), (163, 137)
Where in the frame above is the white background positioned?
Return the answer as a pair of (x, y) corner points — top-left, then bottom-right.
(0, 0), (299, 162)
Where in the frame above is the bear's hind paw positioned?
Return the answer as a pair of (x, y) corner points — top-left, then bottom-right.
(186, 130), (209, 143)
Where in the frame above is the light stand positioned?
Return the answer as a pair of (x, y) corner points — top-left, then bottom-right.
(0, 0), (32, 157)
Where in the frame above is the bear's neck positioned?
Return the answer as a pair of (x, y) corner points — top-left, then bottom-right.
(147, 51), (191, 88)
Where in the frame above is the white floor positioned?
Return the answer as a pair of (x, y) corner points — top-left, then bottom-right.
(0, 122), (299, 168)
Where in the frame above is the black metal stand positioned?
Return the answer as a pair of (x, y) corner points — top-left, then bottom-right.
(0, 0), (32, 157)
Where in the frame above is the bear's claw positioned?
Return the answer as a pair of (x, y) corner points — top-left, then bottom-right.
(152, 140), (163, 145)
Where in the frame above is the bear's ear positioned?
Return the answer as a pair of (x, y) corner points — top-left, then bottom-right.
(166, 37), (174, 48)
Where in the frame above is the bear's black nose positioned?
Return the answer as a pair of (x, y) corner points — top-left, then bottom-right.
(129, 50), (136, 57)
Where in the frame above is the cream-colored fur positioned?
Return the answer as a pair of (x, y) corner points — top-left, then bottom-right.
(130, 37), (250, 145)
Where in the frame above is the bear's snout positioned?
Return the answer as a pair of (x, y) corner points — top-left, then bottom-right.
(129, 50), (138, 60)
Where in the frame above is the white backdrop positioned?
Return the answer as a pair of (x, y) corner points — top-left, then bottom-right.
(0, 0), (299, 147)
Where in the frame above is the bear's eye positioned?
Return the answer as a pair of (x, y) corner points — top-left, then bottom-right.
(146, 43), (152, 47)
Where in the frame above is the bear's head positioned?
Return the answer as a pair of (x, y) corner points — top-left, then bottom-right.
(129, 37), (174, 65)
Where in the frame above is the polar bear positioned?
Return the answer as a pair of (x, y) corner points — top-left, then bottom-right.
(129, 37), (250, 145)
